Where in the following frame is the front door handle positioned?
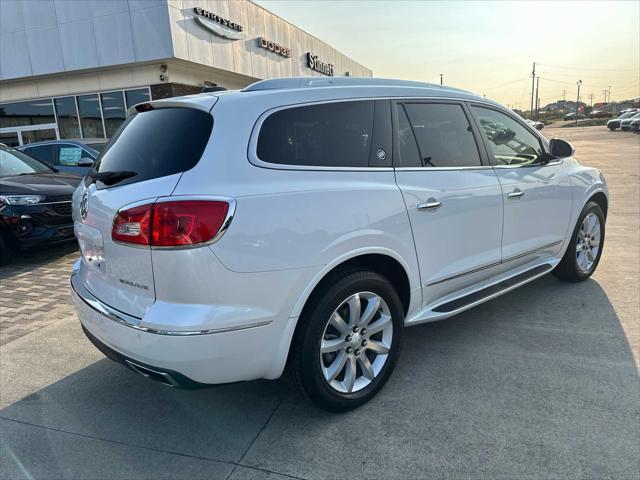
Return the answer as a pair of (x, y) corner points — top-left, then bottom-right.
(417, 199), (442, 211)
(507, 189), (524, 199)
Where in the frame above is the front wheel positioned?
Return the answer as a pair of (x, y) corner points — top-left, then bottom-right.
(287, 269), (404, 412)
(553, 201), (605, 282)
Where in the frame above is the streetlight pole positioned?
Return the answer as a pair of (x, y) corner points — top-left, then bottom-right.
(575, 80), (582, 126)
(439, 74), (443, 85)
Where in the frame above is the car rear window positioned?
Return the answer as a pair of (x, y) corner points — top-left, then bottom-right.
(92, 107), (213, 188)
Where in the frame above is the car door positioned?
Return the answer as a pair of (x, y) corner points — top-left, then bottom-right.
(393, 101), (504, 305)
(57, 144), (95, 176)
(468, 105), (572, 262)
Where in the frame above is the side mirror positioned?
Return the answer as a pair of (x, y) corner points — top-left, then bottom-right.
(78, 158), (95, 167)
(549, 138), (574, 158)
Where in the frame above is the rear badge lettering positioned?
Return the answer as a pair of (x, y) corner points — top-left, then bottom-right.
(119, 279), (150, 291)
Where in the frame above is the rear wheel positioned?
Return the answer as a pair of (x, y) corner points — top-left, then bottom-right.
(287, 269), (404, 412)
(553, 201), (605, 282)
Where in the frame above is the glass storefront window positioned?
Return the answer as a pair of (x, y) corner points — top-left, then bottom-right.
(100, 91), (126, 138)
(77, 94), (105, 139)
(0, 99), (55, 128)
(125, 88), (151, 109)
(54, 96), (80, 139)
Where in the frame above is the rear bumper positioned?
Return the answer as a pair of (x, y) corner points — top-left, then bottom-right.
(71, 266), (296, 385)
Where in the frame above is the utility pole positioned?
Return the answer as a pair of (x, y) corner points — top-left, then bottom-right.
(535, 77), (540, 120)
(575, 80), (582, 126)
(439, 74), (443, 85)
(589, 93), (594, 107)
(562, 89), (566, 101)
(530, 62), (536, 119)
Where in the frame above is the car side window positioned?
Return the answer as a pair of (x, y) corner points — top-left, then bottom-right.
(470, 106), (544, 166)
(257, 100), (381, 168)
(395, 105), (422, 167)
(399, 103), (482, 168)
(23, 145), (57, 165)
(58, 145), (84, 166)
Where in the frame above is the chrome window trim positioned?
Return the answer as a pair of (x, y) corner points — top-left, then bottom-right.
(71, 267), (271, 336)
(247, 96), (497, 172)
(110, 195), (236, 251)
(394, 165), (495, 172)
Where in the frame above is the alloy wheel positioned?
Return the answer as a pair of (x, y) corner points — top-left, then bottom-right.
(320, 291), (393, 394)
(576, 212), (601, 273)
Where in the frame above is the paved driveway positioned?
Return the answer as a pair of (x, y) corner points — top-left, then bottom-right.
(1, 126), (638, 479)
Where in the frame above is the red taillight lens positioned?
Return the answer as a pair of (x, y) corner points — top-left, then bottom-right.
(112, 200), (230, 247)
(152, 200), (229, 247)
(112, 204), (152, 245)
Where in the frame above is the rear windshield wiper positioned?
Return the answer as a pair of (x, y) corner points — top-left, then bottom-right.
(88, 170), (137, 186)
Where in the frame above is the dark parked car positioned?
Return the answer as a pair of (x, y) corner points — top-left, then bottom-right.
(620, 112), (640, 131)
(0, 147), (80, 265)
(607, 111), (638, 130)
(18, 139), (106, 177)
(631, 118), (640, 132)
(588, 110), (613, 119)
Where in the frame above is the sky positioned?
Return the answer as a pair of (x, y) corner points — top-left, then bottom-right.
(254, 0), (640, 110)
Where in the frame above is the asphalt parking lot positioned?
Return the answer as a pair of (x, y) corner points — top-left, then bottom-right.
(1, 126), (638, 480)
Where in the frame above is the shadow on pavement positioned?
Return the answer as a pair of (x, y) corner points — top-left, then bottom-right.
(1, 275), (638, 479)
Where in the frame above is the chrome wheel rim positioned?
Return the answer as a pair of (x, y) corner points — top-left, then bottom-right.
(576, 213), (601, 273)
(320, 292), (393, 394)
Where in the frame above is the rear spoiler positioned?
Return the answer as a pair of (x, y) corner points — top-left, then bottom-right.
(126, 96), (219, 117)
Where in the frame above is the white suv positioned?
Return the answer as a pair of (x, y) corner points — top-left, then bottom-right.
(71, 77), (608, 411)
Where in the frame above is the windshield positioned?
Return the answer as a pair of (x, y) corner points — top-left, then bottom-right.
(0, 149), (54, 177)
(619, 112), (635, 119)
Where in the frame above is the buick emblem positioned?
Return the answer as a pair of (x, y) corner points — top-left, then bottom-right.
(376, 148), (387, 161)
(80, 192), (89, 221)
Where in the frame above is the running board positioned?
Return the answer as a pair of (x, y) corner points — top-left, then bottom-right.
(432, 264), (553, 314)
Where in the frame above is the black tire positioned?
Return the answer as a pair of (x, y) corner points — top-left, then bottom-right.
(286, 268), (404, 412)
(0, 230), (14, 266)
(553, 201), (605, 282)
(608, 126), (616, 131)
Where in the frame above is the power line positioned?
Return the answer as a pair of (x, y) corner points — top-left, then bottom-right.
(536, 62), (639, 72)
(536, 69), (639, 80)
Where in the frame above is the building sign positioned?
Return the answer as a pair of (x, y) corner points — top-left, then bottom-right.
(193, 7), (243, 40)
(258, 37), (291, 58)
(307, 53), (334, 76)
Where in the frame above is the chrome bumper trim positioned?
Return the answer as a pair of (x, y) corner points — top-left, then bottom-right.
(70, 267), (271, 336)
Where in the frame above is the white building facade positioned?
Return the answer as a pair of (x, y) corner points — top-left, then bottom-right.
(0, 0), (371, 146)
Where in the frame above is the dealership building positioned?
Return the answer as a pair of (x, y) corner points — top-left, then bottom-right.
(0, 0), (371, 147)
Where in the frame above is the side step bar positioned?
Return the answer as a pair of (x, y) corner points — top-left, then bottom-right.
(432, 264), (553, 313)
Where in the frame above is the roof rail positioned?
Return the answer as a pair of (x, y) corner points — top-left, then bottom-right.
(243, 77), (464, 93)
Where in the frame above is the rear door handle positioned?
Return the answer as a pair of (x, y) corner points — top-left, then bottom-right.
(507, 189), (524, 199)
(417, 200), (442, 211)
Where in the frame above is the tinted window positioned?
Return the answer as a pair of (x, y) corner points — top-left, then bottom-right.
(258, 101), (375, 168)
(396, 105), (421, 167)
(125, 88), (151, 109)
(0, 99), (55, 128)
(92, 107), (213, 188)
(54, 97), (80, 138)
(470, 106), (543, 166)
(401, 103), (481, 168)
(23, 145), (56, 165)
(101, 91), (126, 137)
(78, 94), (105, 138)
(58, 145), (85, 166)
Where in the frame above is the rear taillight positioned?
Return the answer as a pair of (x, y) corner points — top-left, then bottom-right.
(112, 200), (230, 247)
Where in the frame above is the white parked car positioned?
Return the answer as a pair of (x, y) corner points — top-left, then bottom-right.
(525, 119), (544, 130)
(71, 77), (608, 411)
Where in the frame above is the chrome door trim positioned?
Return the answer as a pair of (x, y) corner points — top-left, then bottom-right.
(425, 240), (563, 287)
